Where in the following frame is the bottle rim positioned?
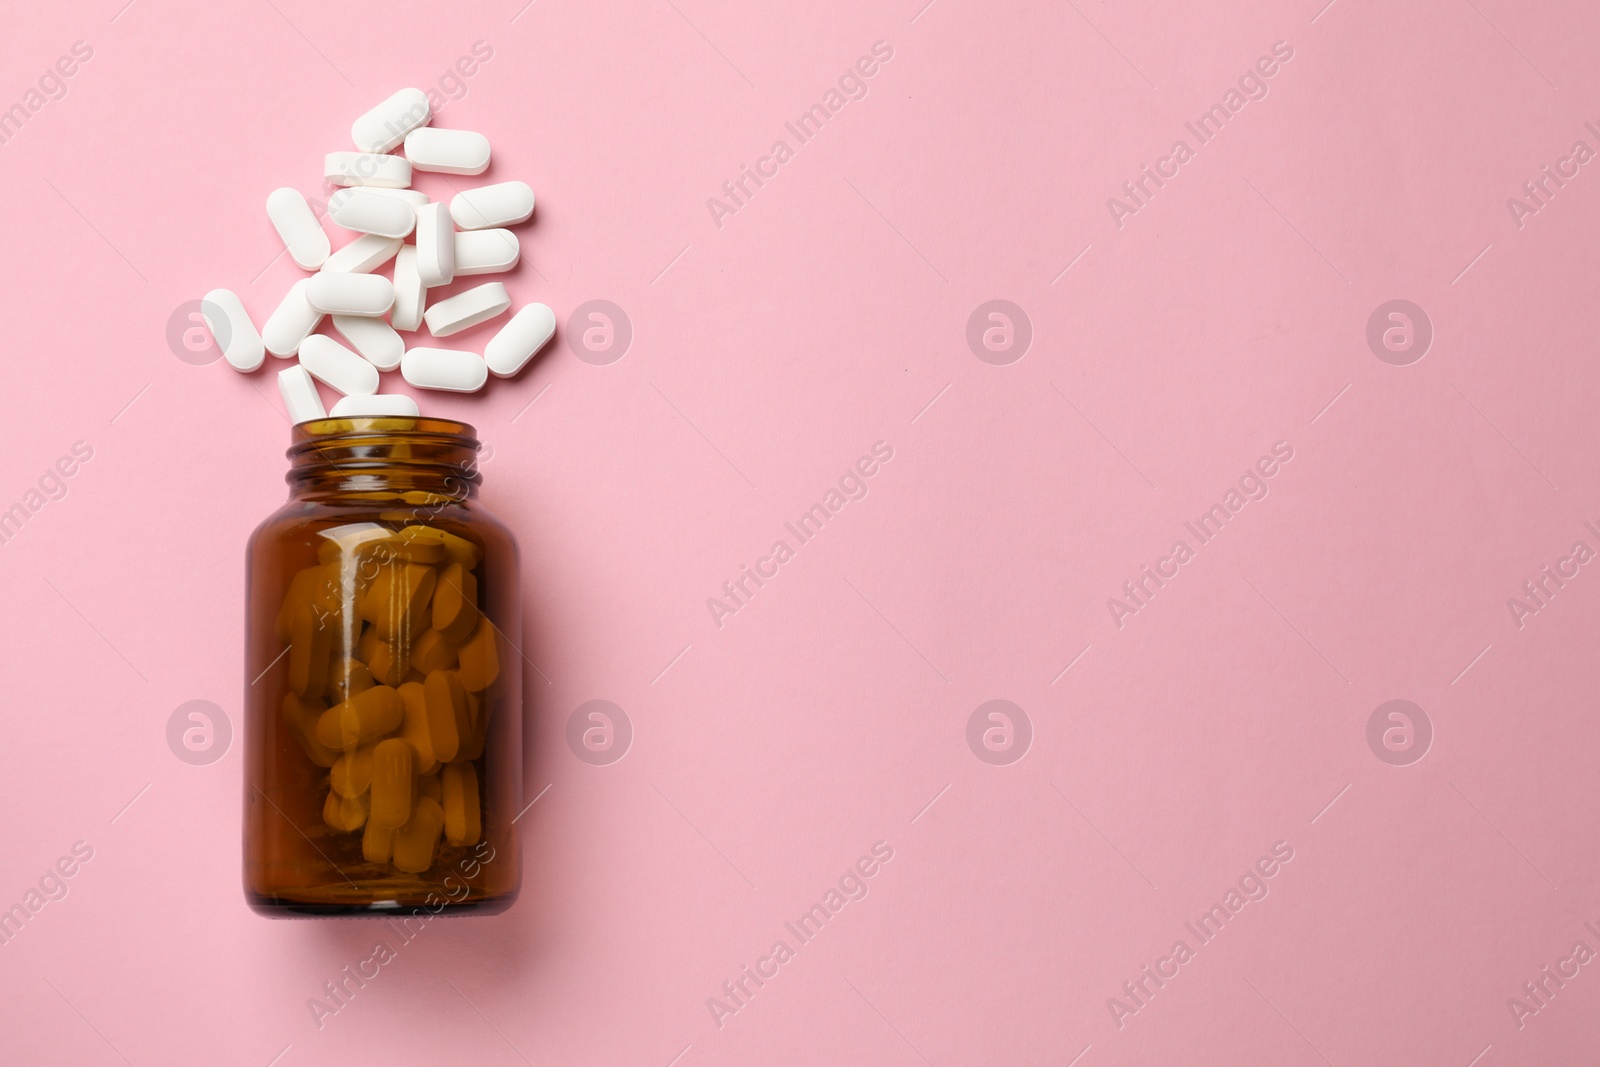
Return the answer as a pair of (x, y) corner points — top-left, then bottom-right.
(284, 416), (483, 498)
(289, 415), (478, 448)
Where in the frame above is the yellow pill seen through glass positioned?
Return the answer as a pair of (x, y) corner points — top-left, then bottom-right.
(369, 738), (416, 831)
(330, 745), (376, 798)
(442, 762), (481, 847)
(412, 629), (458, 674)
(397, 681), (439, 774)
(326, 659), (375, 704)
(423, 670), (470, 762)
(287, 600), (333, 698)
(323, 788), (368, 833)
(418, 771), (442, 804)
(457, 688), (486, 762)
(361, 563), (437, 641)
(457, 618), (499, 692)
(432, 562), (479, 644)
(362, 820), (393, 864)
(391, 796), (444, 874)
(400, 525), (481, 568)
(282, 693), (337, 768)
(315, 684), (404, 750)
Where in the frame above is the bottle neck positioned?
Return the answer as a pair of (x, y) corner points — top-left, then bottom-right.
(286, 417), (483, 503)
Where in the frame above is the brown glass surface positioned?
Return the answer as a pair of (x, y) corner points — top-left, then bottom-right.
(242, 417), (521, 916)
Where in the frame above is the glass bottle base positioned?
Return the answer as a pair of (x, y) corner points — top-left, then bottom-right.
(247, 890), (517, 918)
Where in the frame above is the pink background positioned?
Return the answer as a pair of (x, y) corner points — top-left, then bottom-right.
(1, 0), (1598, 1062)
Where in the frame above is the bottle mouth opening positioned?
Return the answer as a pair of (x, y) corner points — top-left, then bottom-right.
(286, 416), (484, 497)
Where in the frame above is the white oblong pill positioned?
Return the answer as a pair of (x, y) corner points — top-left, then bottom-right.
(359, 188), (429, 208)
(262, 279), (325, 357)
(266, 188), (330, 270)
(324, 152), (413, 189)
(391, 246), (425, 332)
(278, 365), (327, 424)
(415, 202), (455, 288)
(308, 272), (395, 316)
(333, 315), (405, 370)
(402, 348), (488, 393)
(201, 289), (264, 372)
(328, 189), (416, 239)
(351, 88), (431, 154)
(454, 229), (519, 276)
(449, 181), (535, 229)
(323, 234), (403, 274)
(331, 393), (420, 417)
(485, 303), (556, 378)
(404, 128), (491, 175)
(423, 282), (510, 338)
(299, 335), (379, 396)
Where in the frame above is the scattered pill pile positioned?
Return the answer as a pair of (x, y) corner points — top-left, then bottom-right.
(201, 87), (555, 422)
(278, 523), (499, 874)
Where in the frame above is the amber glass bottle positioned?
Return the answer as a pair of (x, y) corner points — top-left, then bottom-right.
(243, 416), (521, 916)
